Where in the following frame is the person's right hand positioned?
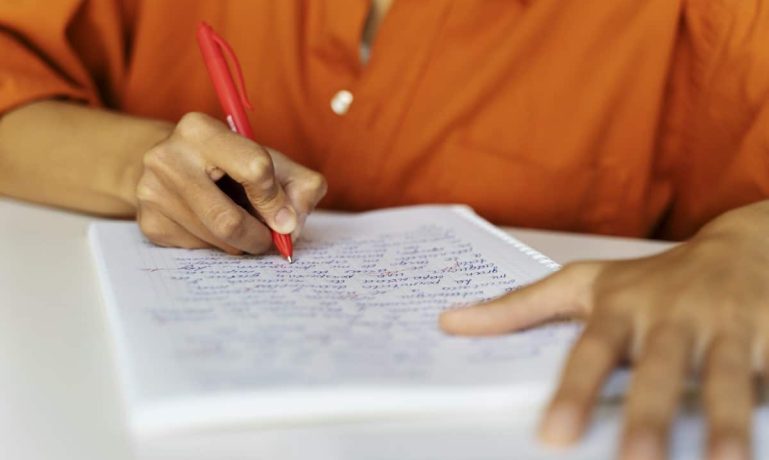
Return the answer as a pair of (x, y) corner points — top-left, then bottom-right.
(135, 112), (327, 255)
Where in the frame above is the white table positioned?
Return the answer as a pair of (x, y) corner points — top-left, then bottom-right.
(0, 197), (696, 460)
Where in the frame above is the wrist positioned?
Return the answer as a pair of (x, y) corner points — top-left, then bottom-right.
(691, 201), (769, 264)
(116, 118), (173, 210)
(696, 200), (769, 240)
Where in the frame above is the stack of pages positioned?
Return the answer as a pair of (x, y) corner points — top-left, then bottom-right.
(89, 205), (579, 436)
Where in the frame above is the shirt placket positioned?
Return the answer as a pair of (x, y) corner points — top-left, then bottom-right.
(312, 0), (454, 210)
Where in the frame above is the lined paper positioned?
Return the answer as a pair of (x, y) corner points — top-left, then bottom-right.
(90, 206), (580, 433)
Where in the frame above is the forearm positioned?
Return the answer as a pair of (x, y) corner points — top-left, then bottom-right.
(0, 100), (173, 216)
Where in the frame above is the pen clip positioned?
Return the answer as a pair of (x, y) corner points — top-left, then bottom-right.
(210, 29), (254, 111)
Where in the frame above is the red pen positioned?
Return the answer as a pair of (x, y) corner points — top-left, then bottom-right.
(196, 22), (294, 263)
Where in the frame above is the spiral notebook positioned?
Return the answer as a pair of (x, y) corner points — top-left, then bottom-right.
(89, 205), (580, 436)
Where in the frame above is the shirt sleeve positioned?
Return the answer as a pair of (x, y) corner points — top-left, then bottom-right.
(0, 0), (126, 115)
(660, 0), (769, 239)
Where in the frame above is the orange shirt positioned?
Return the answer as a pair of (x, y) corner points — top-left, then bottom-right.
(1, 1), (768, 239)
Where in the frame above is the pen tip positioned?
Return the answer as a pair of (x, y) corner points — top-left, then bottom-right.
(286, 256), (293, 264)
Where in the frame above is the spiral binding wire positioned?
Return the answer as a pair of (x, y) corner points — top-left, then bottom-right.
(452, 206), (561, 271)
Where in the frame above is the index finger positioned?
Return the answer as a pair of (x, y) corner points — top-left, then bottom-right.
(440, 262), (600, 335)
(180, 114), (298, 235)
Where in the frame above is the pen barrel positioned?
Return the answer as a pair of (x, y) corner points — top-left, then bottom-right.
(272, 232), (293, 259)
(196, 25), (255, 139)
(197, 23), (292, 258)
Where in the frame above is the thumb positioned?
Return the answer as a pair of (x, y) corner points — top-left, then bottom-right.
(439, 262), (602, 336)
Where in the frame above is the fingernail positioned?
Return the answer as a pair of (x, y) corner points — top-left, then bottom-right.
(539, 405), (581, 446)
(711, 438), (747, 460)
(274, 207), (296, 234)
(621, 431), (663, 460)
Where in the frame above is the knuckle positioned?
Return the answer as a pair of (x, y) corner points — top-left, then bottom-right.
(708, 337), (751, 370)
(176, 112), (216, 139)
(561, 261), (598, 278)
(634, 354), (671, 382)
(304, 172), (328, 199)
(648, 321), (687, 344)
(571, 331), (620, 368)
(142, 146), (165, 170)
(242, 155), (275, 187)
(596, 289), (631, 312)
(135, 183), (155, 204)
(142, 144), (178, 175)
(209, 209), (245, 241)
(178, 111), (209, 129)
(135, 177), (162, 205)
(138, 213), (168, 243)
(576, 333), (612, 358)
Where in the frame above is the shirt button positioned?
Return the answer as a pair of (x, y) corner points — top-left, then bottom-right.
(330, 90), (354, 115)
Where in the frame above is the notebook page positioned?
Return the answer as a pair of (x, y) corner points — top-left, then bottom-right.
(90, 206), (580, 430)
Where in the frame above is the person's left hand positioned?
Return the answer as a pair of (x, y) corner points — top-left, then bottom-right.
(440, 202), (769, 460)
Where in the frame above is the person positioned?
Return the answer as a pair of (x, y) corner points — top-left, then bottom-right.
(1, 1), (767, 459)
